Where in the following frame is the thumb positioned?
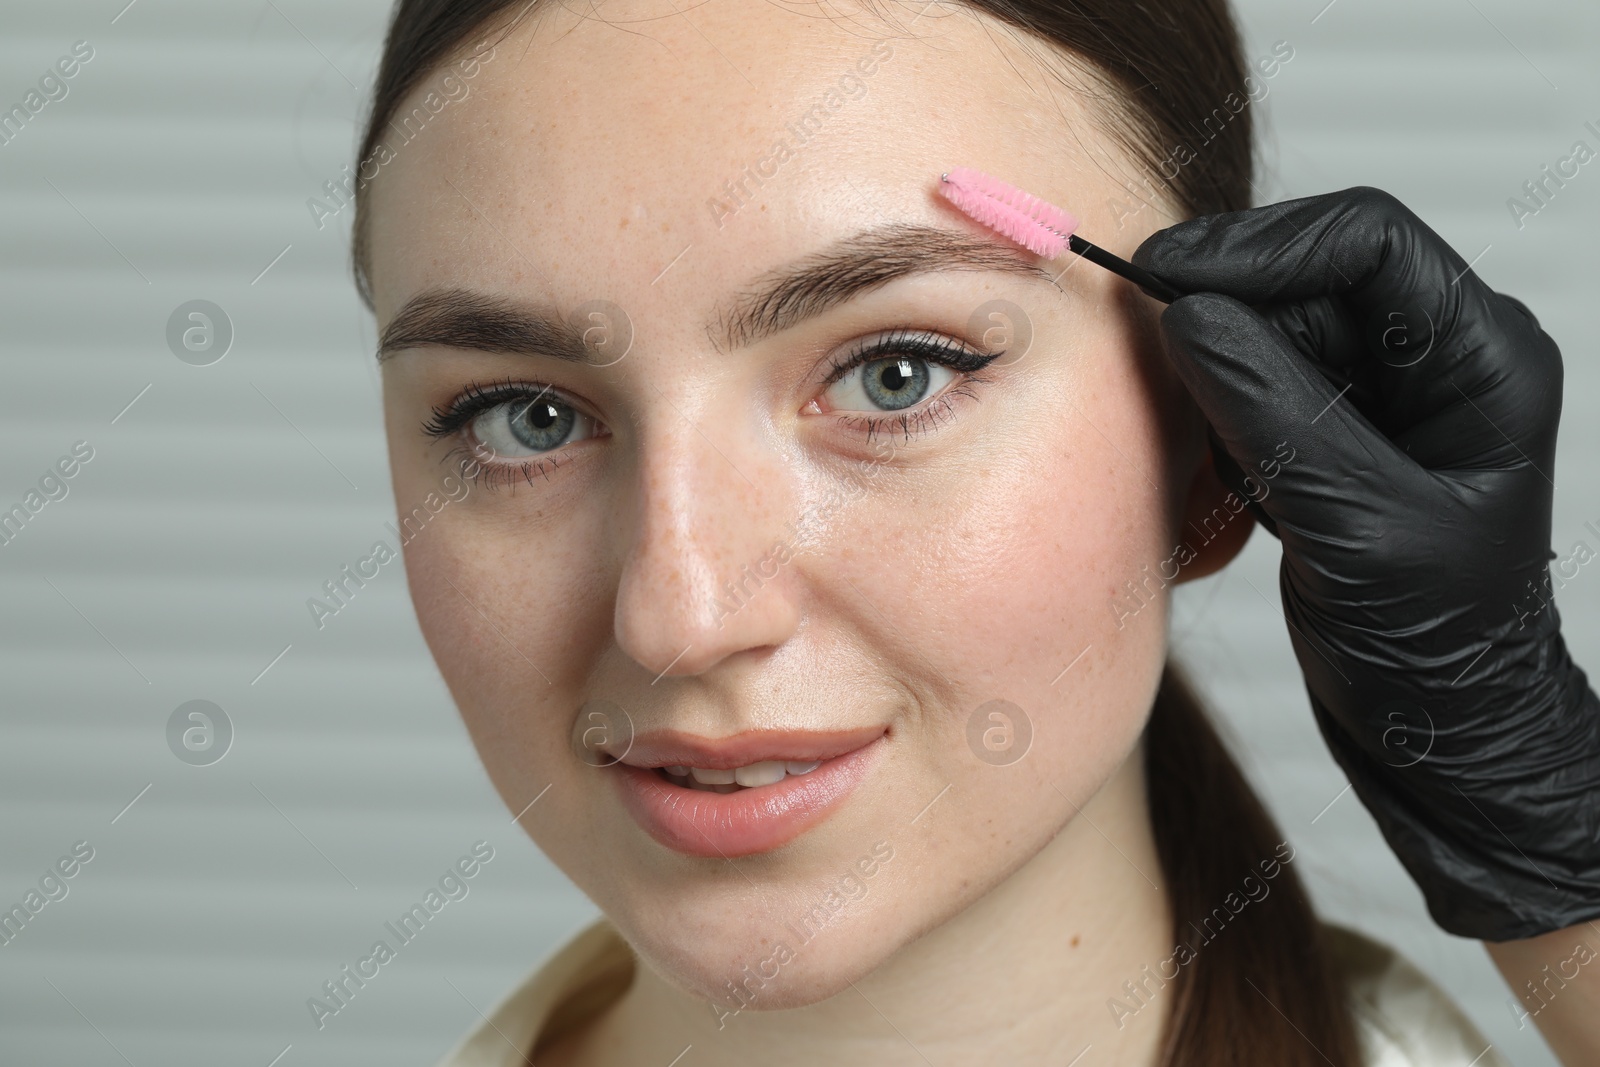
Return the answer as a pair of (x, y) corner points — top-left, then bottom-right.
(1158, 293), (1424, 547)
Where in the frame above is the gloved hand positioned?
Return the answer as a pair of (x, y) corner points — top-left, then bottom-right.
(1132, 186), (1600, 942)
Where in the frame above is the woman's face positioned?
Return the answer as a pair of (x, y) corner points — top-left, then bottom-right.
(368, 0), (1210, 1010)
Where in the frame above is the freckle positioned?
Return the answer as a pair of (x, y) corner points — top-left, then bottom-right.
(1071, 934), (1081, 948)
(619, 217), (630, 230)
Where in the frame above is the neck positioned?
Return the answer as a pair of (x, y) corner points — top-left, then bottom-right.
(570, 745), (1174, 1066)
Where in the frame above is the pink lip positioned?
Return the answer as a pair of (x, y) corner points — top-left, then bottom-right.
(608, 731), (887, 858)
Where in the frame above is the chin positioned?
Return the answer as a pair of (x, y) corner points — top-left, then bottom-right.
(620, 892), (909, 1014)
(559, 794), (918, 1011)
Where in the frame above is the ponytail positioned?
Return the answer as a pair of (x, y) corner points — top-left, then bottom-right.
(1145, 663), (1361, 1066)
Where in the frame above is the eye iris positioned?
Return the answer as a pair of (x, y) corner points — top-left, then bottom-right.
(863, 357), (929, 411)
(510, 398), (575, 452)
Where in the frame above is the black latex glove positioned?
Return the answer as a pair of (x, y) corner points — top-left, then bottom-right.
(1132, 186), (1600, 942)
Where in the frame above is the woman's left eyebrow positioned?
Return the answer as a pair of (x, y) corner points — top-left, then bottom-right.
(711, 222), (1057, 351)
(377, 222), (1055, 362)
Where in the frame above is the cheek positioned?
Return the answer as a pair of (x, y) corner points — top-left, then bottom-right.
(381, 388), (605, 730)
(395, 500), (613, 823)
(811, 363), (1173, 722)
(405, 520), (599, 695)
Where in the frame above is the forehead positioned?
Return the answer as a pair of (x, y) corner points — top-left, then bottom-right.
(363, 0), (1126, 323)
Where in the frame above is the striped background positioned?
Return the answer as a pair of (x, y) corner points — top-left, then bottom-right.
(0, 0), (1595, 1064)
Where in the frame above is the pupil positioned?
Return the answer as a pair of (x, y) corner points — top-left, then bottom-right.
(863, 357), (928, 412)
(509, 397), (575, 452)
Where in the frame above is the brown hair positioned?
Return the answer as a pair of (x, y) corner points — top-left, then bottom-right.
(351, 3), (1360, 1064)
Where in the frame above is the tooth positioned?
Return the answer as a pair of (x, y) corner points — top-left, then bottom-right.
(689, 767), (736, 785)
(666, 765), (689, 776)
(785, 760), (821, 775)
(734, 761), (787, 787)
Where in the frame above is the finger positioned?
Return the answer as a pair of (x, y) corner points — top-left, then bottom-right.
(1133, 186), (1472, 311)
(1208, 433), (1278, 539)
(1254, 297), (1394, 438)
(1132, 188), (1563, 454)
(1157, 293), (1434, 567)
(1255, 290), (1559, 473)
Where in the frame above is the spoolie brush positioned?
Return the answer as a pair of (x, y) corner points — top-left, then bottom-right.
(937, 166), (1183, 304)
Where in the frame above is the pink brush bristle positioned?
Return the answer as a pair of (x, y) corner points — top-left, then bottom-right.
(938, 166), (1078, 258)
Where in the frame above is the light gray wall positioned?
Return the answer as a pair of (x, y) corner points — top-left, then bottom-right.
(0, 1), (1594, 1064)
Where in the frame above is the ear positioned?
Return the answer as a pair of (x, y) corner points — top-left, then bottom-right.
(1174, 444), (1255, 583)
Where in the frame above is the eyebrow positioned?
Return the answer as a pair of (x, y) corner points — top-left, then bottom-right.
(376, 222), (1056, 362)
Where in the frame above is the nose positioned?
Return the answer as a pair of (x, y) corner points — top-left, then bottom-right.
(612, 406), (802, 678)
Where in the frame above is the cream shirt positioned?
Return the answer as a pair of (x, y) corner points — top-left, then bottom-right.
(433, 919), (1512, 1067)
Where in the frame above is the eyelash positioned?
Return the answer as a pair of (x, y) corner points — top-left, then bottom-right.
(422, 331), (1006, 487)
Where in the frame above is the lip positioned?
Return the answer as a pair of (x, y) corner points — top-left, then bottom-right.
(608, 730), (887, 858)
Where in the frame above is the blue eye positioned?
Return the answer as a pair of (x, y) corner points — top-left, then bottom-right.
(825, 356), (955, 413)
(820, 330), (998, 415)
(423, 381), (603, 461)
(471, 393), (595, 457)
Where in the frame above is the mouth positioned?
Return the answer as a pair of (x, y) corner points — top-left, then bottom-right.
(652, 761), (827, 792)
(604, 727), (888, 858)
